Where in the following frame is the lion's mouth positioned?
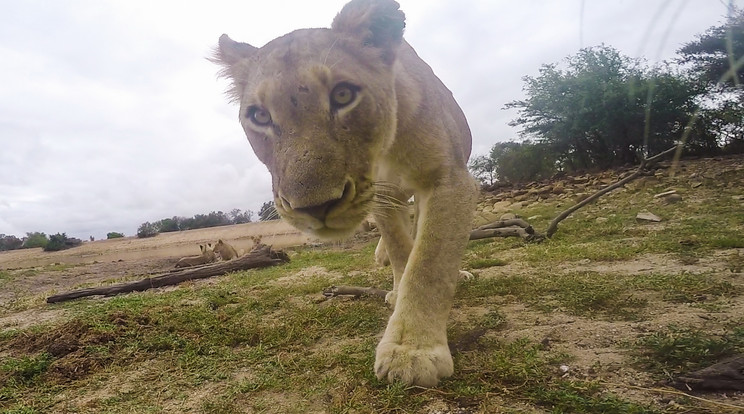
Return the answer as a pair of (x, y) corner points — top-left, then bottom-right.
(275, 179), (371, 239)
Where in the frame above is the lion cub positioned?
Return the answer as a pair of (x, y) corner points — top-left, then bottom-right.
(214, 0), (477, 387)
(174, 244), (216, 268)
(214, 239), (239, 260)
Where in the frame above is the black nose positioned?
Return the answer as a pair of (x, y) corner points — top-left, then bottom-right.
(291, 199), (339, 221)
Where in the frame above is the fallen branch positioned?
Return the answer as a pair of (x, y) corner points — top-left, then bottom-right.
(46, 244), (289, 304)
(545, 145), (679, 238)
(470, 218), (544, 242)
(322, 285), (389, 299)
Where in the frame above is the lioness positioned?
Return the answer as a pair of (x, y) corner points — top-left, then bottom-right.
(175, 244), (216, 268)
(214, 239), (239, 260)
(214, 0), (476, 386)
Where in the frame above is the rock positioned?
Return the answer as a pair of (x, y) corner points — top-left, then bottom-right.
(663, 194), (683, 204)
(636, 211), (662, 222)
(499, 213), (517, 221)
(492, 200), (512, 213)
(595, 217), (609, 224)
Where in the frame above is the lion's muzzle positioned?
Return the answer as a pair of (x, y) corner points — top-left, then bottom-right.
(277, 178), (367, 238)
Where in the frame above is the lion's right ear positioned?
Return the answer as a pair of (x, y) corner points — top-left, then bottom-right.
(211, 34), (258, 100)
(214, 34), (257, 67)
(331, 0), (405, 65)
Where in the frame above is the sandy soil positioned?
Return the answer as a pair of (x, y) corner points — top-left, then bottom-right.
(0, 220), (314, 319)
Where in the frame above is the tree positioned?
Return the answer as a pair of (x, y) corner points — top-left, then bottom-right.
(506, 45), (703, 170)
(107, 232), (125, 239)
(229, 208), (253, 224)
(678, 8), (744, 88)
(490, 141), (557, 183)
(44, 233), (82, 252)
(258, 201), (278, 221)
(468, 155), (497, 186)
(0, 234), (23, 251)
(23, 232), (49, 249)
(137, 222), (159, 238)
(678, 9), (744, 154)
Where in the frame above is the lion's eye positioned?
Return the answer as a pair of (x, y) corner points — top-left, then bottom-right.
(247, 106), (272, 126)
(330, 83), (359, 109)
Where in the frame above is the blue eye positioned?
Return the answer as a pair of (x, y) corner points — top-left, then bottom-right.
(247, 106), (272, 126)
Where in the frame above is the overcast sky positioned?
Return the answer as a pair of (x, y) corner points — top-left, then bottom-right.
(0, 0), (736, 240)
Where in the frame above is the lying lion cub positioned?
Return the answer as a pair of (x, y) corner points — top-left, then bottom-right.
(213, 0), (476, 386)
(175, 244), (216, 268)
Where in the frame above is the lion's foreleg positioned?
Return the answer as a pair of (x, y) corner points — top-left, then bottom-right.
(373, 195), (413, 305)
(374, 173), (477, 387)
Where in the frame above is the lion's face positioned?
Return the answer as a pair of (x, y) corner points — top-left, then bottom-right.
(218, 27), (401, 239)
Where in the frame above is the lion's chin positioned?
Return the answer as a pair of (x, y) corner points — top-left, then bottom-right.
(282, 213), (365, 241)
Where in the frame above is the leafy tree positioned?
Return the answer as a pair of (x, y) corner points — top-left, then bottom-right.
(107, 232), (125, 239)
(0, 234), (23, 251)
(137, 222), (159, 238)
(677, 9), (744, 154)
(468, 155), (497, 186)
(678, 8), (744, 88)
(23, 232), (49, 249)
(490, 141), (557, 183)
(506, 45), (704, 170)
(44, 233), (82, 252)
(229, 208), (253, 224)
(258, 201), (278, 221)
(157, 217), (182, 233)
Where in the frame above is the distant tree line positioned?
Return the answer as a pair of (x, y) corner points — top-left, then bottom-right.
(136, 208), (255, 238)
(470, 11), (744, 185)
(0, 232), (82, 252)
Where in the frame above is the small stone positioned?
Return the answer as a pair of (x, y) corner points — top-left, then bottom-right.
(595, 217), (609, 223)
(636, 211), (662, 222)
(663, 194), (683, 204)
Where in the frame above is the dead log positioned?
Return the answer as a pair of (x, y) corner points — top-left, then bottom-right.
(469, 218), (545, 242)
(46, 244), (289, 304)
(322, 285), (389, 299)
(671, 354), (744, 392)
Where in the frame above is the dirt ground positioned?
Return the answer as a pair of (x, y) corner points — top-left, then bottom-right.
(0, 220), (313, 329)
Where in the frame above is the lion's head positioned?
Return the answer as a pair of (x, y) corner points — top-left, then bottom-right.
(214, 0), (406, 239)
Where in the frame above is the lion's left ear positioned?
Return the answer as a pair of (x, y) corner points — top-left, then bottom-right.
(331, 0), (405, 64)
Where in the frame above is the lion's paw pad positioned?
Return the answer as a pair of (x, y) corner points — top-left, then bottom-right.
(374, 342), (453, 387)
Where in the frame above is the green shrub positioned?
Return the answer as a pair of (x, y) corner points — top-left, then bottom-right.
(107, 232), (125, 239)
(44, 233), (82, 252)
(22, 232), (48, 249)
(137, 222), (159, 238)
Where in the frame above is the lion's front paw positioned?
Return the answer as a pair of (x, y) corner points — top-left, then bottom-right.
(458, 270), (475, 280)
(374, 340), (453, 387)
(384, 290), (398, 307)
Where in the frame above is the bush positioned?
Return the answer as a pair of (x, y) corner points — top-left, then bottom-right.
(44, 233), (82, 252)
(137, 222), (159, 238)
(23, 232), (49, 249)
(0, 234), (23, 251)
(107, 232), (125, 239)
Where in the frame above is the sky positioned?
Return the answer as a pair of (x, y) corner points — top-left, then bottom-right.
(0, 0), (737, 240)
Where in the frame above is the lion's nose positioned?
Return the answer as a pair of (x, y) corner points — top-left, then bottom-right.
(279, 179), (354, 221)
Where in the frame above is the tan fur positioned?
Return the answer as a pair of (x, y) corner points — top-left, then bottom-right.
(214, 0), (477, 387)
(175, 244), (216, 268)
(214, 239), (239, 260)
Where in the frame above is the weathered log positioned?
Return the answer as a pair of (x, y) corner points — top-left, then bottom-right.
(46, 244), (289, 304)
(469, 218), (544, 242)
